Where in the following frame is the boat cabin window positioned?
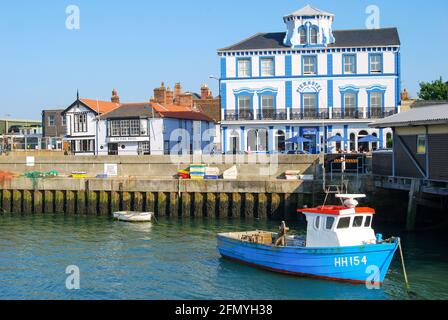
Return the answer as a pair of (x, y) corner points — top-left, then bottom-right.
(365, 216), (372, 228)
(353, 216), (364, 228)
(337, 217), (351, 229)
(315, 216), (321, 229)
(326, 217), (335, 230)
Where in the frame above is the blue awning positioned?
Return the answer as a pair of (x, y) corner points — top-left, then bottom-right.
(327, 135), (344, 142)
(358, 135), (380, 143)
(287, 136), (312, 144)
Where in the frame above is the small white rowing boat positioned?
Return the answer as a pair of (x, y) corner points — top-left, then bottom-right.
(113, 211), (153, 223)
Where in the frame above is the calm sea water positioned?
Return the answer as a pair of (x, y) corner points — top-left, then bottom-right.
(0, 214), (447, 300)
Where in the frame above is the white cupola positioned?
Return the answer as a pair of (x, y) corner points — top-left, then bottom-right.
(283, 4), (335, 48)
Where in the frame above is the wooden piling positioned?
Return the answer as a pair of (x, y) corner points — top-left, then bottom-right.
(206, 193), (216, 219)
(194, 193), (204, 218)
(44, 191), (54, 214)
(257, 193), (268, 220)
(169, 193), (179, 217)
(157, 192), (167, 217)
(407, 179), (421, 231)
(66, 191), (75, 215)
(99, 191), (109, 216)
(218, 193), (230, 219)
(122, 192), (131, 212)
(2, 190), (11, 213)
(23, 190), (32, 214)
(111, 191), (120, 214)
(34, 190), (43, 214)
(55, 191), (65, 214)
(231, 193), (241, 218)
(87, 191), (97, 215)
(145, 192), (155, 213)
(269, 193), (281, 220)
(76, 191), (86, 215)
(134, 192), (144, 212)
(181, 193), (191, 218)
(13, 190), (22, 214)
(244, 193), (255, 219)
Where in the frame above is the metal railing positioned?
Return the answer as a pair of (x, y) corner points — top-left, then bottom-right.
(257, 109), (287, 120)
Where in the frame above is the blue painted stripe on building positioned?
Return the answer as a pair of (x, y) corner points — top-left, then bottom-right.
(327, 80), (333, 108)
(344, 125), (349, 150)
(240, 126), (245, 152)
(285, 81), (293, 109)
(220, 58), (226, 79)
(222, 127), (227, 153)
(379, 128), (384, 149)
(285, 55), (292, 76)
(327, 54), (333, 76)
(221, 83), (227, 110)
(395, 52), (401, 109)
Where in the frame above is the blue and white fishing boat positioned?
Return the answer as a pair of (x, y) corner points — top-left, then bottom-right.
(217, 194), (400, 285)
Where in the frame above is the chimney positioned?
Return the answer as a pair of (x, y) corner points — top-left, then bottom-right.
(200, 84), (211, 100)
(166, 87), (174, 105)
(111, 88), (120, 103)
(178, 93), (193, 107)
(174, 83), (182, 102)
(154, 82), (167, 104)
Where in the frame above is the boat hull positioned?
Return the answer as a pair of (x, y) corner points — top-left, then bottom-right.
(113, 212), (153, 223)
(217, 235), (398, 284)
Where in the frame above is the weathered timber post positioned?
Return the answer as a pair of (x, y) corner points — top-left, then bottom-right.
(23, 190), (32, 214)
(407, 179), (421, 231)
(181, 193), (191, 218)
(169, 193), (179, 217)
(66, 191), (75, 215)
(55, 191), (65, 214)
(157, 192), (167, 217)
(111, 191), (120, 214)
(87, 191), (98, 215)
(218, 193), (230, 219)
(13, 190), (22, 214)
(206, 193), (216, 219)
(244, 193), (255, 219)
(76, 191), (86, 215)
(145, 192), (155, 213)
(99, 191), (109, 216)
(34, 190), (43, 214)
(257, 193), (268, 220)
(122, 192), (131, 212)
(44, 190), (54, 214)
(269, 193), (281, 220)
(194, 193), (204, 218)
(231, 193), (241, 218)
(2, 190), (11, 213)
(134, 192), (144, 212)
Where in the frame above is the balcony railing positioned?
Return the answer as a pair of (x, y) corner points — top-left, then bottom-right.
(369, 108), (397, 119)
(223, 107), (398, 121)
(290, 109), (329, 120)
(332, 109), (360, 119)
(257, 109), (287, 120)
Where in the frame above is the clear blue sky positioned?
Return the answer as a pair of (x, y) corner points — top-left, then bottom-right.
(1, 0), (447, 120)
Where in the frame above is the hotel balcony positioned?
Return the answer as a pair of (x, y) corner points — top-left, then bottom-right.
(223, 107), (398, 121)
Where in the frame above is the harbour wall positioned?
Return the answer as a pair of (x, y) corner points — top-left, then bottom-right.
(0, 177), (315, 219)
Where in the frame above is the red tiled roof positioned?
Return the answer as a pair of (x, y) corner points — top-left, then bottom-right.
(79, 99), (120, 114)
(151, 103), (214, 122)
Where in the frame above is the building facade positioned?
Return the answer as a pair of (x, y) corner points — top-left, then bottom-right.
(217, 5), (401, 154)
(42, 109), (67, 150)
(63, 85), (216, 156)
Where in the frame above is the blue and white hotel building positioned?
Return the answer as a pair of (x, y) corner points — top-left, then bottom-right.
(218, 5), (401, 154)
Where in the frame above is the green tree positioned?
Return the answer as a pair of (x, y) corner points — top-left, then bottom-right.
(418, 77), (448, 100)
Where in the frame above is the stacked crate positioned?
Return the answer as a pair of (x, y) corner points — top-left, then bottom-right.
(189, 164), (206, 180)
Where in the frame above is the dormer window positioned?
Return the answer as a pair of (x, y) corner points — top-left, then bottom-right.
(310, 27), (318, 44)
(299, 27), (307, 44)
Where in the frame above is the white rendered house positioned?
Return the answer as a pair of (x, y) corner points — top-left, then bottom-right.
(217, 5), (400, 154)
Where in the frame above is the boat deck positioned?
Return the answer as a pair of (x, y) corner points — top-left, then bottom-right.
(218, 231), (306, 247)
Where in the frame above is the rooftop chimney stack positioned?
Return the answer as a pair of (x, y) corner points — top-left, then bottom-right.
(200, 84), (212, 100)
(166, 87), (174, 105)
(154, 82), (167, 104)
(111, 88), (120, 103)
(174, 83), (182, 103)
